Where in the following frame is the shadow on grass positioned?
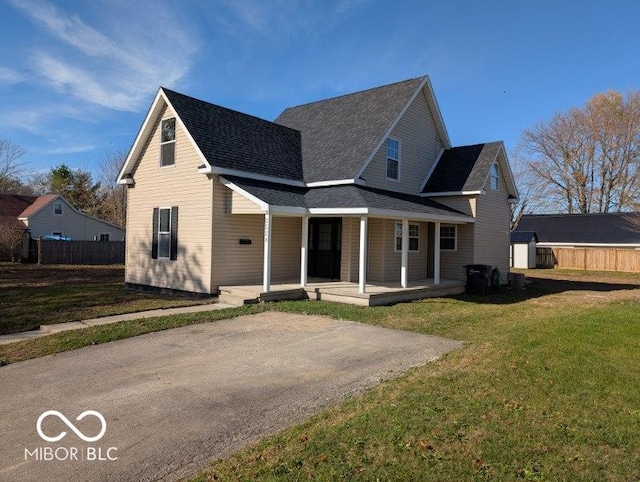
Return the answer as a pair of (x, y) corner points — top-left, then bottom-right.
(452, 275), (639, 305)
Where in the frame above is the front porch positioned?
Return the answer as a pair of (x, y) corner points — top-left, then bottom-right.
(219, 278), (465, 307)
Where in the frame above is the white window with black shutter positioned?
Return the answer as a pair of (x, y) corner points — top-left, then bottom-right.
(152, 207), (178, 260)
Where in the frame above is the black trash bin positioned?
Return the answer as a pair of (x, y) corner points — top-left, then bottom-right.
(464, 264), (492, 295)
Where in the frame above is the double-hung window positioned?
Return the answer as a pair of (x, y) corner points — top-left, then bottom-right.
(152, 207), (178, 260)
(160, 118), (176, 167)
(53, 202), (63, 215)
(440, 225), (457, 251)
(490, 162), (499, 190)
(386, 138), (400, 181)
(395, 222), (419, 251)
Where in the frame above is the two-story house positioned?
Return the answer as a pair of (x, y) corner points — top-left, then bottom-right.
(117, 76), (518, 305)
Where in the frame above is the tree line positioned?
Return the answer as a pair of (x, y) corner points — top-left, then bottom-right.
(514, 89), (640, 226)
(0, 139), (126, 228)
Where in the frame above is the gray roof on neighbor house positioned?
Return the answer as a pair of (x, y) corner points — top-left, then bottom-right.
(223, 176), (469, 219)
(275, 77), (426, 183)
(510, 231), (538, 244)
(515, 213), (640, 244)
(422, 142), (503, 193)
(162, 88), (304, 182)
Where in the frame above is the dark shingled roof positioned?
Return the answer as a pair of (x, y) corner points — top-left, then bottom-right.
(515, 213), (640, 244)
(422, 142), (502, 193)
(223, 176), (469, 219)
(275, 77), (426, 183)
(162, 88), (303, 182)
(510, 231), (538, 244)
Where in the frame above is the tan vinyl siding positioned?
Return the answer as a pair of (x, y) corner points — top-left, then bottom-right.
(340, 217), (360, 282)
(361, 91), (444, 195)
(271, 217), (302, 281)
(125, 104), (213, 294)
(212, 179), (263, 287)
(440, 223), (473, 281)
(27, 198), (125, 241)
(434, 196), (476, 217)
(366, 218), (385, 281)
(212, 181), (301, 288)
(229, 190), (263, 214)
(380, 219), (428, 282)
(474, 160), (511, 279)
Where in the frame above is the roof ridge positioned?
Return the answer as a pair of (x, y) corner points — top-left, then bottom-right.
(161, 87), (301, 135)
(280, 76), (426, 112)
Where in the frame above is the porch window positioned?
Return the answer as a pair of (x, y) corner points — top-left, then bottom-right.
(440, 225), (457, 250)
(395, 222), (419, 251)
(151, 206), (178, 260)
(160, 118), (176, 167)
(490, 162), (499, 190)
(386, 138), (400, 180)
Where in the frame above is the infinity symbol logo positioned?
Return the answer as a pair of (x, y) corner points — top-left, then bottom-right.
(36, 410), (107, 443)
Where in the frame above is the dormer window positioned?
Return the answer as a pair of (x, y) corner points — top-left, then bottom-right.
(53, 202), (63, 215)
(160, 118), (176, 167)
(490, 162), (499, 190)
(386, 138), (400, 181)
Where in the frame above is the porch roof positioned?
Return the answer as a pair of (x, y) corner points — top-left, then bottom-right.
(222, 175), (473, 223)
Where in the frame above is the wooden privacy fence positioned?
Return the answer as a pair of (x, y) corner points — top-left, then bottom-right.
(536, 247), (640, 272)
(36, 240), (125, 265)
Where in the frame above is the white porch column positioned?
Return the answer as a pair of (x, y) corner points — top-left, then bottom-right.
(263, 212), (272, 292)
(434, 221), (441, 285)
(358, 216), (368, 294)
(401, 218), (409, 288)
(300, 215), (309, 287)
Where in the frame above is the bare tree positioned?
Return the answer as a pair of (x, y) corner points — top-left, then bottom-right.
(96, 149), (127, 227)
(0, 224), (25, 262)
(0, 138), (27, 193)
(521, 90), (640, 214)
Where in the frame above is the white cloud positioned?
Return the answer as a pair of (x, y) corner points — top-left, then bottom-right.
(8, 0), (199, 111)
(0, 66), (24, 85)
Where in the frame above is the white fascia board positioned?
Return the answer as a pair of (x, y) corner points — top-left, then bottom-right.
(200, 165), (306, 187)
(308, 207), (369, 215)
(354, 77), (429, 180)
(498, 142), (519, 199)
(421, 191), (482, 197)
(367, 208), (474, 224)
(219, 177), (269, 211)
(423, 76), (452, 148)
(419, 147), (445, 192)
(270, 206), (307, 215)
(306, 179), (357, 187)
(117, 89), (165, 183)
(537, 242), (640, 248)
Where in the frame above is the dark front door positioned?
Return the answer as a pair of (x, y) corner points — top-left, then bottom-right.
(308, 218), (342, 279)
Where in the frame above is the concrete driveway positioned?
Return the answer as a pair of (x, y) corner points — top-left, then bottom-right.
(0, 312), (461, 481)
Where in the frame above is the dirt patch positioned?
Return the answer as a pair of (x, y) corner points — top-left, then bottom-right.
(0, 263), (124, 288)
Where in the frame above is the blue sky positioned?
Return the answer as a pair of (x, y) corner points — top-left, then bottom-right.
(1, 0), (638, 180)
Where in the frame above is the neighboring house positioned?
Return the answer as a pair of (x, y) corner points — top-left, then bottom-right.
(513, 213), (640, 271)
(510, 231), (538, 269)
(117, 76), (518, 299)
(0, 193), (126, 242)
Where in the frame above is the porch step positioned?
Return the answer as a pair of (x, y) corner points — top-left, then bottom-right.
(217, 287), (261, 306)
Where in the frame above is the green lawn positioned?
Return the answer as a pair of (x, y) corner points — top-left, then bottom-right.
(191, 279), (640, 481)
(0, 266), (638, 480)
(0, 264), (210, 334)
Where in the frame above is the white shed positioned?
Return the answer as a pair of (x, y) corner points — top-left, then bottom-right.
(510, 231), (538, 269)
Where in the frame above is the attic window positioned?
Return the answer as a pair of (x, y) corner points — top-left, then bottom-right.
(386, 138), (400, 181)
(490, 162), (499, 190)
(160, 118), (176, 167)
(53, 202), (63, 215)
